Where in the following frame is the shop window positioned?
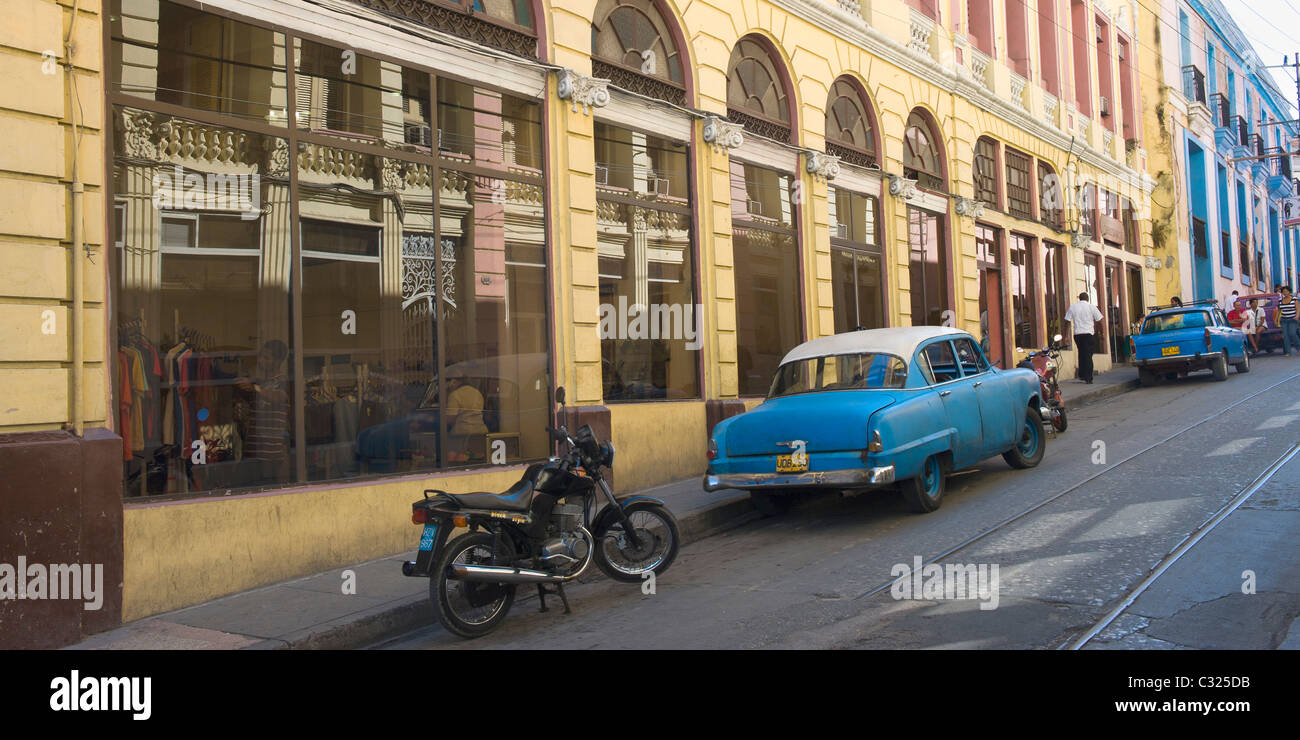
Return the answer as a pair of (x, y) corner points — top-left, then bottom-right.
(908, 206), (949, 325)
(731, 160), (800, 395)
(293, 41), (432, 152)
(974, 137), (999, 207)
(1005, 148), (1034, 220)
(1043, 240), (1068, 348)
(829, 188), (884, 334)
(590, 0), (686, 104)
(594, 122), (699, 401)
(110, 0), (287, 125)
(438, 78), (543, 171)
(1010, 234), (1038, 348)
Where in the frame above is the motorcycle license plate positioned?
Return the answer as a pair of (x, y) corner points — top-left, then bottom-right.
(776, 454), (808, 473)
(418, 524), (438, 552)
(1162, 346), (1180, 356)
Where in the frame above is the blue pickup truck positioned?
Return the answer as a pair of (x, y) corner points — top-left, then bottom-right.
(1130, 301), (1250, 386)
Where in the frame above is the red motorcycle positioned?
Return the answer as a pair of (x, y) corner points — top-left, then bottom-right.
(1017, 334), (1067, 433)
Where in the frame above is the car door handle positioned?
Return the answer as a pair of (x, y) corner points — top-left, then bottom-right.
(973, 381), (983, 387)
(939, 390), (952, 397)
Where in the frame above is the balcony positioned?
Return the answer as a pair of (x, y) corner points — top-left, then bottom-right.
(1267, 147), (1294, 199)
(1181, 65), (1207, 105)
(1212, 94), (1236, 151)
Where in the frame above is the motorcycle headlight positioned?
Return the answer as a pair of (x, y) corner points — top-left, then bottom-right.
(1045, 358), (1057, 371)
(599, 440), (615, 468)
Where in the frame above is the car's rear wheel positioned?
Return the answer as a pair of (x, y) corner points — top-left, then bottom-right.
(750, 490), (793, 517)
(1003, 407), (1045, 469)
(900, 455), (944, 513)
(1234, 345), (1251, 373)
(1211, 349), (1229, 381)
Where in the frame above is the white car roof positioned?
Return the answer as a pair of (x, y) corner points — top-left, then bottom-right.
(780, 326), (972, 365)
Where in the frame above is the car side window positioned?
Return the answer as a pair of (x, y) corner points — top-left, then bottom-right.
(922, 341), (960, 383)
(952, 337), (988, 376)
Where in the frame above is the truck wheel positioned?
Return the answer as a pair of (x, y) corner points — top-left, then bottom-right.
(1211, 349), (1229, 381)
(1233, 347), (1251, 374)
(750, 490), (793, 517)
(1138, 367), (1159, 386)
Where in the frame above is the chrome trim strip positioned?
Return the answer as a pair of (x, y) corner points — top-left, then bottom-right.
(704, 465), (895, 492)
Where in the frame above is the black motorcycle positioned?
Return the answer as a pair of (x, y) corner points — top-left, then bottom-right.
(401, 387), (680, 638)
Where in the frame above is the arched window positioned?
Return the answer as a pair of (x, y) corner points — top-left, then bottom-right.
(591, 0), (685, 104)
(903, 109), (945, 191)
(727, 37), (792, 142)
(825, 78), (877, 167)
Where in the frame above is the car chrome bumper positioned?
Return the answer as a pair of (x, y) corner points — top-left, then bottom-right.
(703, 465), (895, 492)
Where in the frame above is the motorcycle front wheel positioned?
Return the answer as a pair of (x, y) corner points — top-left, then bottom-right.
(593, 501), (680, 583)
(1051, 406), (1068, 433)
(431, 531), (516, 638)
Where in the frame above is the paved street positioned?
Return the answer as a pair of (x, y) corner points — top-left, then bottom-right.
(378, 358), (1300, 650)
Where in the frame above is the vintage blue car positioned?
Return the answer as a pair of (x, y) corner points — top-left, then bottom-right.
(1130, 302), (1249, 386)
(704, 327), (1045, 515)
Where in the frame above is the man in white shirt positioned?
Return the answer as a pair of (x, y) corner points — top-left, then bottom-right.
(1064, 292), (1104, 384)
(1224, 290), (1239, 314)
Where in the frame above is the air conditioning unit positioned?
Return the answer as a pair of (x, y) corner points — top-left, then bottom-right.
(1099, 96), (1111, 117)
(836, 223), (849, 239)
(646, 177), (670, 195)
(748, 199), (762, 216)
(595, 165), (609, 185)
(404, 123), (433, 146)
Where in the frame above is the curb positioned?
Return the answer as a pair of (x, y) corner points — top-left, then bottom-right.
(270, 491), (758, 650)
(1063, 377), (1141, 410)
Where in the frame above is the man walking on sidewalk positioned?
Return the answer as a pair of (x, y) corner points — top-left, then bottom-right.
(1065, 292), (1103, 384)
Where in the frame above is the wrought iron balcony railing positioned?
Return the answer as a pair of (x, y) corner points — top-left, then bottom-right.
(1210, 93), (1231, 128)
(1182, 65), (1207, 105)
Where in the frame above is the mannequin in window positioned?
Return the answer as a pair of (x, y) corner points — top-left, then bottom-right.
(237, 339), (291, 479)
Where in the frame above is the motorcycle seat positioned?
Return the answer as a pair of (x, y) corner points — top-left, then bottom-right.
(445, 463), (542, 512)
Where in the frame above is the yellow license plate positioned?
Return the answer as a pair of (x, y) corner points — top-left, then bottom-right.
(776, 454), (808, 473)
(1162, 346), (1180, 356)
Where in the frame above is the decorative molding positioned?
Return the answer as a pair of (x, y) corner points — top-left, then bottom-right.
(837, 0), (861, 19)
(381, 157), (407, 191)
(727, 108), (791, 143)
(888, 174), (918, 200)
(907, 8), (935, 59)
(264, 138), (289, 178)
(702, 115), (745, 153)
(1043, 92), (1058, 126)
(1071, 231), (1091, 250)
(1077, 115), (1091, 139)
(591, 60), (686, 106)
(805, 151), (841, 181)
(1009, 72), (1027, 108)
(1144, 256), (1163, 269)
(968, 48), (992, 91)
(954, 196), (985, 218)
(556, 68), (610, 115)
(347, 0), (537, 58)
(118, 108), (158, 159)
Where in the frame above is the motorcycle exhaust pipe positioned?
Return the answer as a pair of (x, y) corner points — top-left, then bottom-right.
(450, 563), (564, 584)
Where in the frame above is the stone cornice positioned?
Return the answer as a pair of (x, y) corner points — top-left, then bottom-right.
(768, 0), (1151, 189)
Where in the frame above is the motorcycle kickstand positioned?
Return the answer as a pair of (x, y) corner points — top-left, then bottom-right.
(536, 582), (572, 615)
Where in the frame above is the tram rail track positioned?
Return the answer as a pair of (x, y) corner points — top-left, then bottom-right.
(852, 370), (1300, 612)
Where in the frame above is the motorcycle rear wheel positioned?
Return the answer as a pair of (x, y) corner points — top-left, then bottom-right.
(431, 531), (516, 638)
(593, 502), (680, 583)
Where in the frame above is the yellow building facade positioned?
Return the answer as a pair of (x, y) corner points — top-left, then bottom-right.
(0, 0), (1158, 645)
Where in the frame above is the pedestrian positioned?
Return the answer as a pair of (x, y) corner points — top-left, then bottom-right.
(1274, 286), (1300, 356)
(1170, 296), (1184, 307)
(1241, 298), (1260, 355)
(1224, 289), (1239, 313)
(1065, 292), (1103, 384)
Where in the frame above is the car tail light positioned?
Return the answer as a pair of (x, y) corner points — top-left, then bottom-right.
(412, 508), (428, 525)
(1205, 328), (1212, 351)
(707, 438), (718, 461)
(1128, 337), (1135, 357)
(868, 429), (883, 453)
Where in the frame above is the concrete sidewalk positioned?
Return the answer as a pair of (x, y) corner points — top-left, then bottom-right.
(68, 369), (1140, 650)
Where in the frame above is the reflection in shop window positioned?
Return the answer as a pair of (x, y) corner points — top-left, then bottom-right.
(829, 187), (884, 334)
(438, 78), (543, 170)
(114, 108), (293, 495)
(293, 39), (432, 150)
(1010, 234), (1038, 348)
(111, 0), (288, 125)
(594, 123), (699, 401)
(731, 160), (800, 396)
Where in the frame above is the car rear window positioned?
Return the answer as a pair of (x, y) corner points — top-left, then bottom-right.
(768, 353), (907, 398)
(1141, 311), (1209, 333)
